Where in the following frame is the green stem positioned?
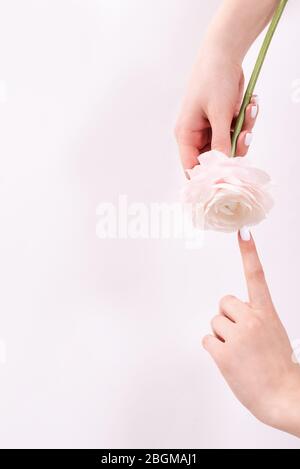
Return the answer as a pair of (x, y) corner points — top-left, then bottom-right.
(231, 0), (288, 157)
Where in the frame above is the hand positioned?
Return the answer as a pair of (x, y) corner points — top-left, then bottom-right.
(175, 49), (259, 170)
(203, 231), (300, 438)
(175, 0), (281, 171)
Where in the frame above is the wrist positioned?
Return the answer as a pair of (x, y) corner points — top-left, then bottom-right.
(201, 0), (280, 65)
(263, 370), (300, 437)
(195, 41), (242, 82)
(201, 27), (247, 66)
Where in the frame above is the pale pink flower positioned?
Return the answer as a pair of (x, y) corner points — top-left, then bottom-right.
(182, 150), (273, 233)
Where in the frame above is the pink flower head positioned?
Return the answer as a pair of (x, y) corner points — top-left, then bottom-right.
(182, 150), (274, 233)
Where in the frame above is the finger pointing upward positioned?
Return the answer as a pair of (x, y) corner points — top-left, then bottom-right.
(238, 229), (273, 310)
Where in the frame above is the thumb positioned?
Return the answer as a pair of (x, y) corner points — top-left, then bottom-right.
(210, 112), (232, 156)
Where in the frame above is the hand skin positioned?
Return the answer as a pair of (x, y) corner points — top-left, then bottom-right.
(203, 233), (300, 438)
(175, 0), (280, 170)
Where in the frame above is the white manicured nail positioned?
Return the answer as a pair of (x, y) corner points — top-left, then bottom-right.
(240, 227), (251, 242)
(251, 105), (258, 119)
(245, 133), (253, 147)
(252, 95), (260, 105)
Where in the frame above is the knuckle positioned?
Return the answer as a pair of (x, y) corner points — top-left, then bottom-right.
(249, 266), (265, 283)
(202, 336), (222, 363)
(211, 315), (221, 329)
(219, 295), (236, 310)
(202, 335), (211, 350)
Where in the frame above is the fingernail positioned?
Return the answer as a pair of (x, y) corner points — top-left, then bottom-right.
(252, 95), (260, 105)
(240, 226), (251, 242)
(245, 132), (253, 147)
(251, 105), (258, 119)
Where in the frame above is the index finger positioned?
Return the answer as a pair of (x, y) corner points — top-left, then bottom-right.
(238, 230), (273, 309)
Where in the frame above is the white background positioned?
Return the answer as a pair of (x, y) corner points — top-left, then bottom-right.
(0, 0), (299, 449)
